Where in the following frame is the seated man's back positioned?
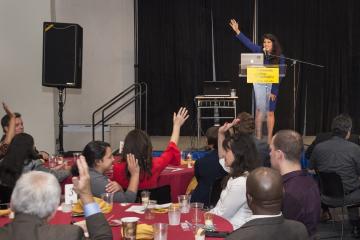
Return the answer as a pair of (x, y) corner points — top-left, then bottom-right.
(270, 130), (320, 236)
(226, 216), (308, 240)
(311, 136), (360, 193)
(282, 170), (320, 236)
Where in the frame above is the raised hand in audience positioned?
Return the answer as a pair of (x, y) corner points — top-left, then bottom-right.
(72, 156), (94, 204)
(38, 150), (50, 161)
(218, 118), (240, 159)
(170, 107), (189, 145)
(2, 102), (16, 145)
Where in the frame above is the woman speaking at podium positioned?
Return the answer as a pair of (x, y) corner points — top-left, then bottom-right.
(229, 19), (284, 144)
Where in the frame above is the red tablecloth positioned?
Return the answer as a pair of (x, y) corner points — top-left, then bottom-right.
(0, 204), (233, 239)
(84, 204), (233, 240)
(157, 165), (194, 202)
(61, 157), (194, 202)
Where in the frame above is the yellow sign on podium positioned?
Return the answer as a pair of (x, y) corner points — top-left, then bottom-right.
(247, 67), (279, 83)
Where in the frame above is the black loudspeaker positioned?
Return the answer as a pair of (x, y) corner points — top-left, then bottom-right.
(42, 22), (83, 88)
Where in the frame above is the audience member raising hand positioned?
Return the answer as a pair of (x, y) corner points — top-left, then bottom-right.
(73, 141), (139, 203)
(113, 107), (189, 190)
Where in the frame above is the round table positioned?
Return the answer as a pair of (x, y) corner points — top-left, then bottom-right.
(84, 204), (233, 240)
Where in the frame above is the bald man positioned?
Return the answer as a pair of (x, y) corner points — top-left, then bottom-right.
(226, 167), (308, 240)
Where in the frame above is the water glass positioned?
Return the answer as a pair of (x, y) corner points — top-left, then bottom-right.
(73, 152), (81, 163)
(191, 202), (204, 224)
(168, 204), (181, 226)
(204, 212), (215, 230)
(178, 194), (191, 213)
(101, 192), (114, 212)
(145, 200), (157, 220)
(121, 217), (139, 240)
(153, 223), (168, 240)
(56, 154), (64, 165)
(141, 190), (150, 206)
(48, 155), (57, 168)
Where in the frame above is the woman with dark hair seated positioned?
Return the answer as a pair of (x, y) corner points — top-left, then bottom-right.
(112, 107), (189, 189)
(210, 132), (260, 230)
(72, 141), (140, 203)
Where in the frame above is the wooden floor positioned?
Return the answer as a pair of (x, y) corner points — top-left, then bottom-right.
(150, 135), (316, 151)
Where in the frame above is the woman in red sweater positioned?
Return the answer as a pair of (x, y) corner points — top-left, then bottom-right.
(112, 107), (189, 189)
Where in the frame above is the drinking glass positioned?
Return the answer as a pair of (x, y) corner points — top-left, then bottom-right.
(121, 217), (139, 240)
(73, 152), (81, 163)
(168, 204), (181, 226)
(191, 202), (204, 224)
(178, 194), (191, 213)
(153, 223), (168, 240)
(145, 200), (157, 220)
(141, 190), (150, 206)
(48, 155), (57, 168)
(101, 192), (114, 212)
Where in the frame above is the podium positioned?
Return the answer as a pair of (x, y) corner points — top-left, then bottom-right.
(240, 52), (324, 134)
(239, 63), (286, 114)
(239, 64), (287, 81)
(195, 95), (238, 142)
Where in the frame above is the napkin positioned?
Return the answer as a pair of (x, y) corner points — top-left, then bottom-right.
(151, 208), (168, 213)
(151, 203), (178, 214)
(72, 197), (112, 214)
(0, 208), (11, 217)
(181, 160), (195, 166)
(125, 205), (146, 214)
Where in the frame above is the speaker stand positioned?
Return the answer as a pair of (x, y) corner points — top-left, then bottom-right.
(57, 87), (65, 154)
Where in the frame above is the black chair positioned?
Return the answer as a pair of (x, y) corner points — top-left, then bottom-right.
(136, 185), (171, 204)
(208, 176), (225, 208)
(317, 171), (360, 239)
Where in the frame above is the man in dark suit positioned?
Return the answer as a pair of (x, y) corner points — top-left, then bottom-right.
(226, 167), (308, 240)
(0, 156), (112, 240)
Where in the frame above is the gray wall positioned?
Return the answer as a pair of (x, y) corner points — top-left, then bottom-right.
(0, 0), (135, 153)
(0, 0), (55, 152)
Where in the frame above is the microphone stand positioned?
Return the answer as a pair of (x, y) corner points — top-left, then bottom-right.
(266, 52), (324, 134)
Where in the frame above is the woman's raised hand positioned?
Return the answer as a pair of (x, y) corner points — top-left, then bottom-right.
(229, 19), (240, 35)
(127, 153), (140, 176)
(219, 118), (240, 135)
(173, 107), (189, 128)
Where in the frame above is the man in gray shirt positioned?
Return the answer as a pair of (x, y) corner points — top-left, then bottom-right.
(310, 114), (360, 237)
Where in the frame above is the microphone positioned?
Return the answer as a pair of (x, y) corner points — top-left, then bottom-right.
(263, 48), (268, 56)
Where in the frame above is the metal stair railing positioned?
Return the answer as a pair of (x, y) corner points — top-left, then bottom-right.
(92, 82), (147, 141)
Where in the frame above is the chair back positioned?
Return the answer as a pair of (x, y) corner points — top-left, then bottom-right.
(317, 171), (344, 199)
(136, 185), (171, 204)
